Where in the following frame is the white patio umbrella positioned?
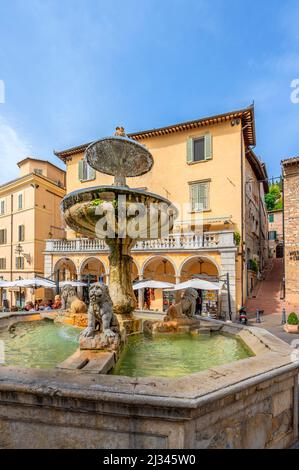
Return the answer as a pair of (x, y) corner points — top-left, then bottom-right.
(164, 279), (220, 291)
(133, 280), (175, 290)
(12, 278), (56, 289)
(59, 280), (87, 287)
(0, 280), (17, 287)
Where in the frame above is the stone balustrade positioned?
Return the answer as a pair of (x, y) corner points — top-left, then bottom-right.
(45, 231), (235, 254)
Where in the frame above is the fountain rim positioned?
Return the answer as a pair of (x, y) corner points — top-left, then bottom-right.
(85, 135), (154, 177)
(61, 185), (178, 215)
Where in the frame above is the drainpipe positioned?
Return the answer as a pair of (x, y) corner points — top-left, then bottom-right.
(10, 194), (13, 308)
(281, 166), (286, 300)
(240, 127), (245, 307)
(240, 120), (254, 307)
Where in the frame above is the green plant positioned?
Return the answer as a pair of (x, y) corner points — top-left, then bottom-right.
(287, 312), (299, 325)
(90, 198), (105, 207)
(90, 198), (118, 208)
(249, 259), (258, 273)
(265, 184), (283, 211)
(234, 231), (241, 246)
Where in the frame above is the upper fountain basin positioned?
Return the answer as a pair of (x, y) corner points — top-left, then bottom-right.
(85, 136), (154, 181)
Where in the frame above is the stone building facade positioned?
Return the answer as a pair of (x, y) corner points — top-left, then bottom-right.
(0, 158), (66, 307)
(282, 157), (299, 305)
(268, 209), (283, 259)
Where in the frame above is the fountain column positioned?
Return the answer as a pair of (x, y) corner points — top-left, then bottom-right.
(106, 237), (137, 318)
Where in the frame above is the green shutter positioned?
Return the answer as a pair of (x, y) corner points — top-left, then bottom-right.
(187, 138), (194, 163)
(88, 165), (96, 180)
(190, 184), (197, 211)
(204, 134), (212, 160)
(78, 160), (84, 181)
(199, 182), (209, 210)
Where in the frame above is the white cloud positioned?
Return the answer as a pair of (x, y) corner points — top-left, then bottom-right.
(0, 116), (32, 184)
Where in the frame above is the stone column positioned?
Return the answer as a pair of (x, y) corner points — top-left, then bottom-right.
(175, 275), (181, 303)
(44, 253), (53, 280)
(138, 275), (144, 309)
(220, 250), (236, 320)
(106, 237), (137, 319)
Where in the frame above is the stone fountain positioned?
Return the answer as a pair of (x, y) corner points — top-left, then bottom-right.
(61, 128), (177, 341)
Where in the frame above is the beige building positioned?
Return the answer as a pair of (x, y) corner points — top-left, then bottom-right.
(44, 106), (268, 318)
(282, 156), (299, 306)
(0, 158), (65, 307)
(268, 209), (283, 259)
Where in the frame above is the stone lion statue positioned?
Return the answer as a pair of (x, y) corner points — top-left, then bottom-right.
(61, 284), (87, 314)
(80, 283), (119, 339)
(165, 288), (198, 321)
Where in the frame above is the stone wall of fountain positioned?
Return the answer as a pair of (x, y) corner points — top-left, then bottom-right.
(0, 316), (298, 449)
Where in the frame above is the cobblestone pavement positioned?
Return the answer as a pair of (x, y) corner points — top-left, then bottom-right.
(248, 312), (299, 345)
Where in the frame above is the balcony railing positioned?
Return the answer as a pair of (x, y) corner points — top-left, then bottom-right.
(45, 231), (235, 254)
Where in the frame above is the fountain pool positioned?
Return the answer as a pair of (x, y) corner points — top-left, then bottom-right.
(112, 332), (253, 378)
(0, 320), (80, 369)
(0, 319), (252, 376)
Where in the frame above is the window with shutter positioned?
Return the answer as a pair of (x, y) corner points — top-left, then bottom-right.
(187, 134), (213, 163)
(0, 258), (6, 269)
(18, 194), (23, 210)
(79, 160), (96, 182)
(18, 225), (25, 242)
(0, 200), (5, 215)
(268, 214), (274, 223)
(189, 181), (210, 211)
(16, 257), (24, 270)
(269, 231), (277, 240)
(0, 229), (7, 245)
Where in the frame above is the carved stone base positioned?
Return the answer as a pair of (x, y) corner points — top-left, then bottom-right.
(55, 311), (88, 328)
(117, 317), (142, 335)
(153, 317), (201, 334)
(79, 332), (121, 354)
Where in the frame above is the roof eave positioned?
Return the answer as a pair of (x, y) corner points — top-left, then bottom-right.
(54, 105), (256, 161)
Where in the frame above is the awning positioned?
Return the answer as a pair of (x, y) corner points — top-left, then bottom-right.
(165, 279), (220, 291)
(133, 280), (175, 290)
(0, 280), (16, 288)
(59, 280), (87, 287)
(12, 278), (56, 289)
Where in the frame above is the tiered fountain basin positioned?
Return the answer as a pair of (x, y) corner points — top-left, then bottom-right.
(62, 185), (177, 240)
(0, 312), (298, 449)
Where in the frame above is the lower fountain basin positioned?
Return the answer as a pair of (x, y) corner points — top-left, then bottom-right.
(0, 313), (298, 449)
(0, 320), (80, 369)
(112, 332), (253, 378)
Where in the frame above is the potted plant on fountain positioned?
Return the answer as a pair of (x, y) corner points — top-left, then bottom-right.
(284, 312), (299, 333)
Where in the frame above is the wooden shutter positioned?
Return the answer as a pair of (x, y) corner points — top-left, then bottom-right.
(198, 182), (209, 210)
(187, 138), (194, 163)
(190, 184), (198, 211)
(78, 160), (84, 181)
(87, 164), (96, 180)
(20, 225), (25, 241)
(18, 194), (23, 209)
(204, 134), (212, 160)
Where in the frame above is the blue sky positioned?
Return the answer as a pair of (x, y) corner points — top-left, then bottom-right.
(0, 0), (299, 183)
